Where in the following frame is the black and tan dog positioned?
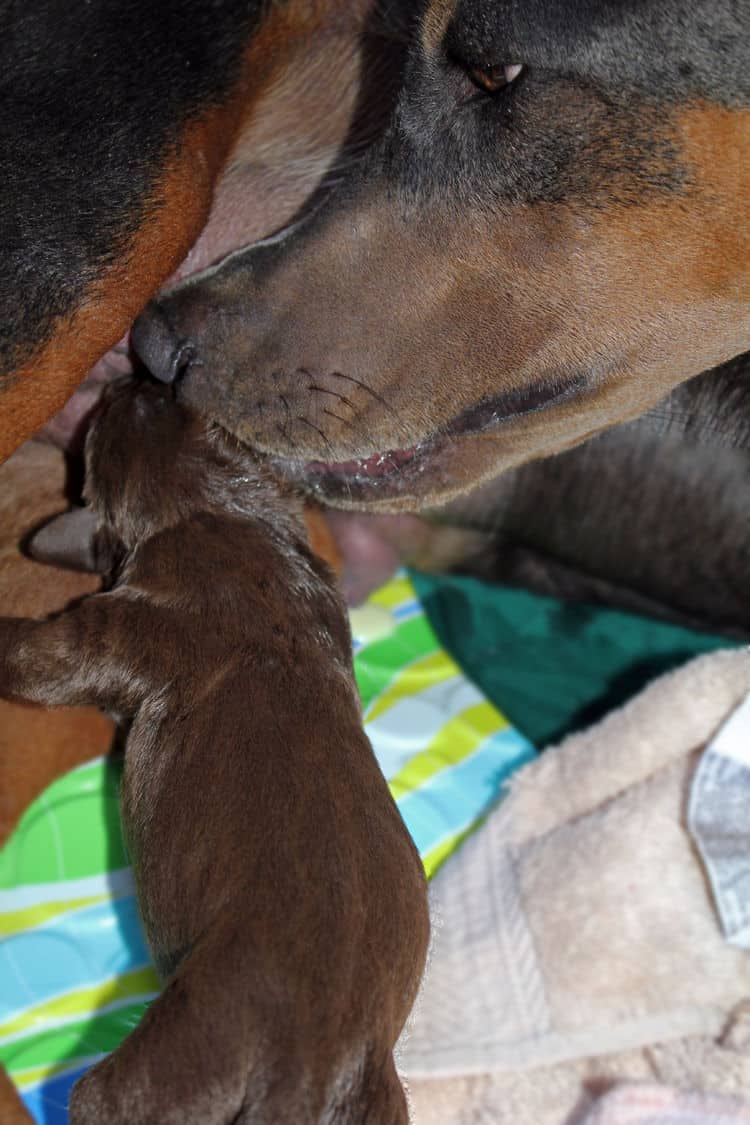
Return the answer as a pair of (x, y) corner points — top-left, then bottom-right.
(128, 0), (750, 632)
(0, 376), (429, 1123)
(3, 3), (748, 619)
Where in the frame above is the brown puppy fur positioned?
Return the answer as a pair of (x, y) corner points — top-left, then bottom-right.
(0, 378), (429, 1123)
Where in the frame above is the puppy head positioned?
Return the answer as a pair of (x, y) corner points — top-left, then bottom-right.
(132, 0), (750, 512)
(82, 375), (285, 555)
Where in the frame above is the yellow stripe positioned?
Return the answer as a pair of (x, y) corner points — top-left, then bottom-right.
(389, 702), (507, 801)
(364, 651), (459, 725)
(0, 896), (108, 938)
(422, 820), (485, 881)
(366, 575), (415, 612)
(13, 1057), (94, 1092)
(0, 967), (159, 1042)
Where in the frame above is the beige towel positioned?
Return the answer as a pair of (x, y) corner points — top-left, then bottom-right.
(406, 1024), (750, 1125)
(576, 1082), (750, 1124)
(398, 649), (750, 1123)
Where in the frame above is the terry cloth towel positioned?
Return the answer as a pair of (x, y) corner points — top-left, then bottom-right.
(575, 1082), (750, 1124)
(398, 648), (750, 1082)
(405, 1012), (750, 1125)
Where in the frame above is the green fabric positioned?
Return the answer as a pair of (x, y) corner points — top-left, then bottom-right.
(411, 571), (742, 747)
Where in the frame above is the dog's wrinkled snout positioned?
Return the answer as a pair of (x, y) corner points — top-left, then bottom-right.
(132, 301), (194, 385)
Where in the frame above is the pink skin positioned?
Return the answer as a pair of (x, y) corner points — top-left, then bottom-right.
(36, 335), (134, 453)
(324, 510), (436, 605)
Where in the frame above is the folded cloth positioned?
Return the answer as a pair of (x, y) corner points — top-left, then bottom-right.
(398, 648), (750, 1122)
(689, 693), (750, 949)
(575, 1082), (750, 1125)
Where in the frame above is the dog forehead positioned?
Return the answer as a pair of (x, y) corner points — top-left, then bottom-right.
(427, 0), (750, 103)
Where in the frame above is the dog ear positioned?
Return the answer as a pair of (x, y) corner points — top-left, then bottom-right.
(26, 508), (121, 573)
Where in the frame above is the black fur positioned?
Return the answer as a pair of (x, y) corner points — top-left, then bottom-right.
(0, 0), (262, 378)
(377, 0), (750, 208)
(448, 0), (750, 104)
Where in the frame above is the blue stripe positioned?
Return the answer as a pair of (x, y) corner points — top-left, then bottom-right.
(391, 600), (421, 622)
(1, 897), (150, 1020)
(397, 727), (535, 856)
(21, 1061), (96, 1125)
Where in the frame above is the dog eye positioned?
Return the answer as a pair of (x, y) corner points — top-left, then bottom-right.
(467, 62), (524, 94)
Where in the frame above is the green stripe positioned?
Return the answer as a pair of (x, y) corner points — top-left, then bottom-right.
(365, 575), (415, 611)
(11, 1059), (92, 1093)
(354, 615), (439, 711)
(1, 1001), (152, 1074)
(364, 650), (459, 724)
(0, 759), (127, 888)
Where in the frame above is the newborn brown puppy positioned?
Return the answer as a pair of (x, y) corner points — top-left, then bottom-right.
(0, 376), (429, 1124)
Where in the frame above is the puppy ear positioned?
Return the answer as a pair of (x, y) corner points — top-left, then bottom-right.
(26, 508), (120, 573)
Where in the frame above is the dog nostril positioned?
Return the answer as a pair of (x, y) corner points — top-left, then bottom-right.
(131, 301), (195, 385)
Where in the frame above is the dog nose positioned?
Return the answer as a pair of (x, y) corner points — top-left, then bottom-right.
(131, 301), (194, 385)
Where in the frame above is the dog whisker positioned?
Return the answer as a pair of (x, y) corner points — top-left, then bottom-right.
(321, 407), (351, 429)
(275, 419), (298, 450)
(307, 384), (358, 414)
(327, 372), (412, 444)
(296, 415), (336, 459)
(279, 394), (294, 444)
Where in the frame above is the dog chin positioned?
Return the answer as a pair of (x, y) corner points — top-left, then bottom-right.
(268, 374), (587, 509)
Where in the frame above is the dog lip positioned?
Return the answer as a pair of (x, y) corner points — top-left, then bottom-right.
(305, 444), (420, 480)
(285, 372), (586, 499)
(443, 372), (587, 438)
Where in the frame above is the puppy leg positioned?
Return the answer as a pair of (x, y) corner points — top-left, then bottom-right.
(69, 977), (247, 1125)
(70, 922), (258, 1125)
(0, 603), (147, 713)
(70, 916), (411, 1125)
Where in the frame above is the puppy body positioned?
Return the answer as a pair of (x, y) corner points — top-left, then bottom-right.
(0, 379), (429, 1123)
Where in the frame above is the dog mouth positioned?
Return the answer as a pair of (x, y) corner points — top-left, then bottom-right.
(274, 373), (586, 503)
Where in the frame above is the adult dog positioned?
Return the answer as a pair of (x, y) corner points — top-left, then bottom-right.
(129, 0), (750, 633)
(3, 0), (748, 627)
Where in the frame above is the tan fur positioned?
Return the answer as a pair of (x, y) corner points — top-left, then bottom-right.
(164, 96), (750, 510)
